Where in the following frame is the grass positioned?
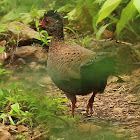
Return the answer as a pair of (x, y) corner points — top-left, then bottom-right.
(0, 81), (71, 128)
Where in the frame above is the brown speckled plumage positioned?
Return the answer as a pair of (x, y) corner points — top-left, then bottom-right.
(39, 10), (116, 115)
(48, 41), (95, 80)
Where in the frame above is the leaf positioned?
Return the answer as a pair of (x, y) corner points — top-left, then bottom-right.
(133, 0), (140, 13)
(8, 115), (15, 125)
(11, 103), (20, 115)
(57, 4), (75, 12)
(0, 25), (6, 33)
(96, 24), (110, 40)
(64, 26), (79, 40)
(92, 14), (98, 33)
(68, 8), (77, 21)
(0, 113), (7, 119)
(0, 89), (4, 100)
(96, 0), (122, 24)
(116, 0), (138, 35)
(0, 47), (5, 53)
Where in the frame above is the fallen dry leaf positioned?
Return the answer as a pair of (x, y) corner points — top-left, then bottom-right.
(17, 125), (29, 134)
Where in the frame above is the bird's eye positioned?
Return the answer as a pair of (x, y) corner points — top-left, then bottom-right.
(45, 19), (50, 24)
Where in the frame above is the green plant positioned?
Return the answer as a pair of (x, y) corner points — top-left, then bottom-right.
(96, 0), (140, 37)
(19, 9), (45, 25)
(67, 0), (100, 32)
(0, 102), (33, 126)
(0, 25), (7, 34)
(0, 82), (69, 128)
(10, 24), (21, 46)
(56, 0), (140, 41)
(16, 132), (29, 140)
(81, 36), (92, 47)
(35, 20), (52, 47)
(64, 26), (80, 45)
(0, 0), (49, 23)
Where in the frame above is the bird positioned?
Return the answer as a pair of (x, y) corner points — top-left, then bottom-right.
(39, 10), (116, 116)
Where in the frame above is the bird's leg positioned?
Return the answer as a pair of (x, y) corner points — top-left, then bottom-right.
(66, 93), (76, 116)
(71, 98), (76, 116)
(86, 93), (96, 115)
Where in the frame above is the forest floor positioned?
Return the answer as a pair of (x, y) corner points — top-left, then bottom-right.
(2, 67), (139, 140)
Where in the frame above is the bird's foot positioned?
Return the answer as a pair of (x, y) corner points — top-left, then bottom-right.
(90, 109), (93, 114)
(86, 104), (95, 116)
(86, 104), (93, 116)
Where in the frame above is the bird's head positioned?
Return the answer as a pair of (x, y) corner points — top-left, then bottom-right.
(39, 10), (64, 40)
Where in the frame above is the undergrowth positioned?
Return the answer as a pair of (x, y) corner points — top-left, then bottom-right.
(0, 82), (75, 129)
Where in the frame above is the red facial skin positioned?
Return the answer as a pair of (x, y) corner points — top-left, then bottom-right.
(39, 18), (51, 27)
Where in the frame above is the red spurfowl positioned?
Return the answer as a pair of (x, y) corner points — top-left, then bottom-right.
(39, 10), (116, 116)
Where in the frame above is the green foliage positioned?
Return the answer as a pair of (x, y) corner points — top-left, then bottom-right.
(116, 0), (138, 35)
(0, 0), (47, 23)
(36, 21), (52, 47)
(0, 82), (69, 127)
(96, 0), (139, 39)
(54, 0), (140, 41)
(0, 46), (5, 53)
(64, 26), (80, 44)
(0, 25), (7, 33)
(16, 132), (29, 140)
(133, 0), (140, 13)
(96, 0), (122, 25)
(57, 0), (140, 41)
(67, 0), (100, 31)
(96, 24), (110, 40)
(20, 9), (45, 25)
(0, 0), (139, 42)
(81, 36), (93, 48)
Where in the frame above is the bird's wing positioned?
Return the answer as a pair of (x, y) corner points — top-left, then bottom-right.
(80, 54), (116, 80)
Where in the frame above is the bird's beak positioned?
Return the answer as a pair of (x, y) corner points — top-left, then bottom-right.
(38, 21), (43, 27)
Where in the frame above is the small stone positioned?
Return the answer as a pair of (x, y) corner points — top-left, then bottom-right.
(126, 116), (136, 121)
(29, 62), (37, 69)
(113, 107), (123, 114)
(109, 104), (114, 108)
(116, 128), (127, 133)
(17, 125), (28, 134)
(125, 94), (134, 99)
(94, 102), (103, 106)
(107, 76), (118, 84)
(35, 65), (47, 71)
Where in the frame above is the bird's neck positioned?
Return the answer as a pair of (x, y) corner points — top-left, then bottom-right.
(50, 29), (64, 47)
(49, 32), (64, 50)
(52, 29), (64, 41)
